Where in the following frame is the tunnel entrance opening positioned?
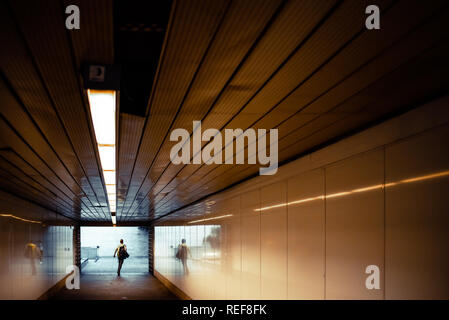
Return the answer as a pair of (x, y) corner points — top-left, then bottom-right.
(80, 226), (148, 275)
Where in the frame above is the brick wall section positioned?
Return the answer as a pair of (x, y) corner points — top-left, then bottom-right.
(148, 225), (154, 274)
(73, 224), (81, 269)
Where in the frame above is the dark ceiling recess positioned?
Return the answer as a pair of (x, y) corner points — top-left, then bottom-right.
(114, 0), (173, 117)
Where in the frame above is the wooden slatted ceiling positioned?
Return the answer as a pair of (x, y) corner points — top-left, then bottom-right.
(122, 0), (449, 221)
(0, 151), (76, 216)
(0, 0), (114, 221)
(124, 0), (344, 219)
(119, 0), (290, 219)
(8, 0), (112, 220)
(117, 0), (232, 217)
(159, 1), (446, 212)
(119, 0), (331, 220)
(0, 0), (448, 223)
(154, 37), (449, 221)
(0, 149), (85, 215)
(117, 113), (146, 210)
(158, 34), (449, 224)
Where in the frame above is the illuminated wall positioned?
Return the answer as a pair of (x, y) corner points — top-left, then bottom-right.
(0, 191), (74, 299)
(154, 96), (449, 300)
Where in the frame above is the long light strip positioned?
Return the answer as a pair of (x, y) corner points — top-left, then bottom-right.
(255, 170), (449, 212)
(0, 213), (42, 224)
(187, 214), (234, 224)
(87, 90), (117, 223)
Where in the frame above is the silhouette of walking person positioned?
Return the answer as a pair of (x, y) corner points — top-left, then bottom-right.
(176, 239), (191, 275)
(113, 239), (128, 276)
(25, 241), (41, 276)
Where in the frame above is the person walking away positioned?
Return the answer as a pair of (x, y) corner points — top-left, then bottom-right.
(177, 239), (191, 275)
(25, 241), (41, 276)
(113, 239), (127, 276)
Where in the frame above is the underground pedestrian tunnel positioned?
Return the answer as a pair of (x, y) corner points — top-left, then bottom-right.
(0, 0), (448, 300)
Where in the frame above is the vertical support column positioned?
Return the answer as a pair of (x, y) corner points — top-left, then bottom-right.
(148, 224), (154, 274)
(73, 224), (81, 270)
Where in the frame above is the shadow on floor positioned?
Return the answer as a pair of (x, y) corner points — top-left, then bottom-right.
(51, 274), (178, 300)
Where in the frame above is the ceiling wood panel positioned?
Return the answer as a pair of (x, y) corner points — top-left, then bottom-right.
(156, 37), (449, 219)
(0, 0), (115, 221)
(122, 0), (339, 220)
(120, 0), (286, 220)
(0, 164), (74, 218)
(0, 149), (87, 216)
(130, 1), (449, 221)
(6, 0), (112, 219)
(117, 0), (231, 218)
(0, 155), (75, 215)
(125, 0), (389, 220)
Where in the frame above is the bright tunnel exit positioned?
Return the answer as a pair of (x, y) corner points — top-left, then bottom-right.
(81, 227), (149, 274)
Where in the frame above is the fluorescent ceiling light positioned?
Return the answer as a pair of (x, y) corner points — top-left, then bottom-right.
(88, 90), (116, 144)
(98, 146), (116, 171)
(0, 213), (42, 224)
(187, 214), (233, 224)
(106, 185), (115, 195)
(87, 89), (117, 224)
(104, 171), (116, 185)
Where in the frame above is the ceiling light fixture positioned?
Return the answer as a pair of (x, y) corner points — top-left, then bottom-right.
(187, 214), (233, 224)
(87, 89), (117, 225)
(0, 213), (42, 224)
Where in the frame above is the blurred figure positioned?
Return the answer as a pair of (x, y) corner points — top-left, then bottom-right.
(176, 239), (191, 275)
(113, 239), (128, 276)
(37, 240), (44, 264)
(24, 241), (41, 275)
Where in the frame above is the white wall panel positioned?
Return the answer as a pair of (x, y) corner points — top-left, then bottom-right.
(385, 125), (449, 299)
(260, 182), (287, 299)
(0, 219), (73, 299)
(325, 149), (384, 299)
(154, 99), (449, 300)
(240, 190), (261, 299)
(287, 169), (325, 299)
(223, 196), (241, 299)
(0, 190), (75, 300)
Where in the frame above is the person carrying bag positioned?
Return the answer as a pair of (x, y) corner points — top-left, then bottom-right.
(113, 239), (129, 276)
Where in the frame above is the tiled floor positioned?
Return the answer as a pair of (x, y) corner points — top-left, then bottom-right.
(52, 273), (178, 300)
